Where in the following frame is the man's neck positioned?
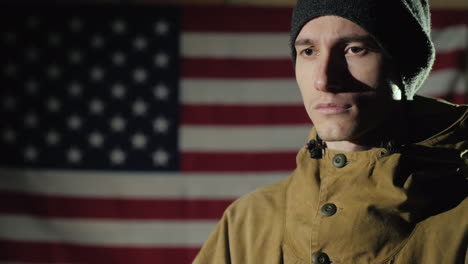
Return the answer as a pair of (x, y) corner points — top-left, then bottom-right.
(325, 141), (374, 152)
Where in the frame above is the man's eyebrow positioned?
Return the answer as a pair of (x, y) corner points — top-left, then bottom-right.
(295, 38), (314, 46)
(338, 34), (375, 45)
(294, 34), (377, 46)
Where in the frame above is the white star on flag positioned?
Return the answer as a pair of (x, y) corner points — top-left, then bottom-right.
(153, 116), (169, 134)
(154, 83), (169, 101)
(89, 132), (104, 148)
(110, 148), (126, 165)
(155, 20), (169, 35)
(131, 133), (148, 149)
(153, 148), (169, 166)
(46, 130), (61, 146)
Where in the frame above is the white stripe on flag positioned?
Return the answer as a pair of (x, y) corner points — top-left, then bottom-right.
(181, 79), (301, 105)
(432, 25), (467, 53)
(182, 33), (289, 58)
(0, 215), (215, 246)
(181, 26), (467, 58)
(419, 69), (466, 96)
(180, 125), (310, 152)
(0, 168), (287, 198)
(181, 70), (464, 105)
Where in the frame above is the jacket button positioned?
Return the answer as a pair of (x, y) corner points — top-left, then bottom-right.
(312, 252), (331, 264)
(332, 154), (347, 168)
(321, 203), (337, 217)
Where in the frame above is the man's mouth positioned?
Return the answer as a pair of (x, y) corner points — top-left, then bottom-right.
(314, 103), (352, 115)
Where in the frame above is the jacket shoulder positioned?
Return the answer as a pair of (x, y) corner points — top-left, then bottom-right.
(193, 176), (291, 264)
(225, 175), (290, 218)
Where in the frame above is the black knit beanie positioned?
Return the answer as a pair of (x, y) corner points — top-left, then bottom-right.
(290, 0), (435, 100)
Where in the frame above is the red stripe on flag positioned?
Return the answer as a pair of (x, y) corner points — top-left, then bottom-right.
(182, 93), (467, 125)
(182, 7), (291, 33)
(180, 92), (467, 126)
(431, 10), (468, 29)
(433, 49), (467, 71)
(0, 191), (231, 220)
(182, 8), (467, 32)
(181, 105), (309, 125)
(183, 50), (462, 79)
(182, 58), (295, 78)
(0, 240), (200, 264)
(181, 152), (297, 172)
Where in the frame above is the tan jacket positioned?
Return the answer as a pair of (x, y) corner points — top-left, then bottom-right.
(193, 97), (468, 264)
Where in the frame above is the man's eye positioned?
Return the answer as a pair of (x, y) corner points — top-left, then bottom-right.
(303, 48), (314, 56)
(347, 46), (366, 54)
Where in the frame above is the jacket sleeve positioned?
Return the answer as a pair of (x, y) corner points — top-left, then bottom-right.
(192, 210), (232, 264)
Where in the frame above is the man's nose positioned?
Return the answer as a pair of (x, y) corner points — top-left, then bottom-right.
(314, 53), (343, 92)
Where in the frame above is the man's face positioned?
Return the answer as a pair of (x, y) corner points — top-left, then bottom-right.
(295, 16), (395, 144)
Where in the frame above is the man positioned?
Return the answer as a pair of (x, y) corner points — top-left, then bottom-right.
(193, 0), (468, 263)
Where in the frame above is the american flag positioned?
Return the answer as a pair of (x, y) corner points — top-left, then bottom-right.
(0, 5), (466, 264)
